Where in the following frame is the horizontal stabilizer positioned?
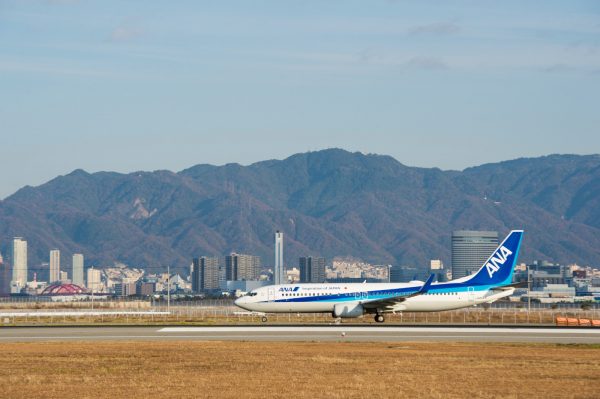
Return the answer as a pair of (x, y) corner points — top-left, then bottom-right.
(491, 281), (528, 290)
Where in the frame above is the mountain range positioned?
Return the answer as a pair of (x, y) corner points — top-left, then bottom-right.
(1, 149), (599, 276)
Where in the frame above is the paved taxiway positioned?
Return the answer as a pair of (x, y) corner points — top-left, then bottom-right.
(1, 326), (599, 343)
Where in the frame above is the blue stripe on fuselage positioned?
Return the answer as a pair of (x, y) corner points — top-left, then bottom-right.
(272, 283), (496, 303)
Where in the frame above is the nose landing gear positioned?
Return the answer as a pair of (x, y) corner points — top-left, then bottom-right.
(374, 314), (385, 323)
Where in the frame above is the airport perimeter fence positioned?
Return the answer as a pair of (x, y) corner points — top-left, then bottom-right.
(1, 296), (598, 310)
(155, 304), (600, 325)
(1, 297), (600, 326)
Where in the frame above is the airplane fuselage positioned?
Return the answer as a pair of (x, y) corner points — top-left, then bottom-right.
(235, 281), (514, 314)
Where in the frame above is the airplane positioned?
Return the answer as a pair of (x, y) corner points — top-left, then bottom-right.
(235, 230), (523, 323)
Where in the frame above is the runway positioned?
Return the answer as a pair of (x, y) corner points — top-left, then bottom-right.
(1, 326), (600, 343)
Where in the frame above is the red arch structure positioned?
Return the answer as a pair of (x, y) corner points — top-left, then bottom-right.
(41, 284), (87, 296)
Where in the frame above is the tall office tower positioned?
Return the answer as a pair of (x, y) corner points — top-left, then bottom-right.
(299, 256), (326, 283)
(191, 257), (220, 292)
(49, 249), (61, 283)
(191, 258), (200, 293)
(224, 254), (236, 281)
(0, 252), (11, 296)
(11, 237), (27, 287)
(452, 230), (498, 279)
(225, 253), (262, 281)
(87, 268), (102, 292)
(274, 231), (284, 284)
(72, 254), (84, 286)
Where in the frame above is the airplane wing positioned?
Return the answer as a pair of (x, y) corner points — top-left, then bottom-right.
(362, 274), (435, 311)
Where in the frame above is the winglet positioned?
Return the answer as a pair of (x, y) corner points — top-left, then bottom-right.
(418, 274), (435, 294)
(405, 274), (435, 299)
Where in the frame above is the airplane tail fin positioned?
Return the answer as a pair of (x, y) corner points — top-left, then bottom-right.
(463, 230), (524, 287)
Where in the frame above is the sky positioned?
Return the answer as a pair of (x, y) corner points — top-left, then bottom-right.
(1, 0), (599, 198)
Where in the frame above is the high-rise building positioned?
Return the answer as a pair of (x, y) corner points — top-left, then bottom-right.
(72, 254), (84, 287)
(191, 257), (220, 292)
(299, 256), (326, 283)
(451, 230), (498, 279)
(225, 253), (261, 281)
(0, 252), (11, 296)
(204, 257), (220, 291)
(389, 265), (421, 282)
(136, 281), (156, 296)
(11, 237), (27, 288)
(274, 231), (284, 284)
(49, 249), (61, 283)
(87, 268), (102, 292)
(114, 280), (137, 296)
(191, 258), (200, 293)
(224, 255), (235, 281)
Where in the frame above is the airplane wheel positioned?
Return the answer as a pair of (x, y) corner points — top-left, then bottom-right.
(374, 314), (385, 323)
(261, 316), (268, 323)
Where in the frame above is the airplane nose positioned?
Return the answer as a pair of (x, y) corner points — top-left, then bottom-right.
(235, 296), (251, 310)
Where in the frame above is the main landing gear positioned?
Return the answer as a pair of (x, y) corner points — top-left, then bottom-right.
(374, 314), (385, 323)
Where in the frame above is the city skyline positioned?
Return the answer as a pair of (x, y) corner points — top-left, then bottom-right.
(1, 1), (600, 198)
(2, 232), (596, 275)
(1, 224), (599, 278)
(2, 230), (599, 302)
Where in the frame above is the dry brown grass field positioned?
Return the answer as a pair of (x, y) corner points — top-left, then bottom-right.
(1, 341), (599, 398)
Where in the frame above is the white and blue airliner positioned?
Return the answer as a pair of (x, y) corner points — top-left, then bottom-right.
(235, 230), (523, 323)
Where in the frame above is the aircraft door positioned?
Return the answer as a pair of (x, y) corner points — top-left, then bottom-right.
(268, 288), (275, 301)
(468, 287), (475, 303)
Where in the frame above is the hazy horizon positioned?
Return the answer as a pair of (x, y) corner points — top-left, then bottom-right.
(2, 1), (599, 198)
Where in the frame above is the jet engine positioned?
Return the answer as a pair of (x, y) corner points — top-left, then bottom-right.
(332, 303), (364, 318)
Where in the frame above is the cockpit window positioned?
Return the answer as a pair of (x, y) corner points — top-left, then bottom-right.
(246, 292), (258, 297)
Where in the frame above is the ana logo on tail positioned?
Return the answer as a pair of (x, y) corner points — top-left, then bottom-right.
(485, 246), (513, 278)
